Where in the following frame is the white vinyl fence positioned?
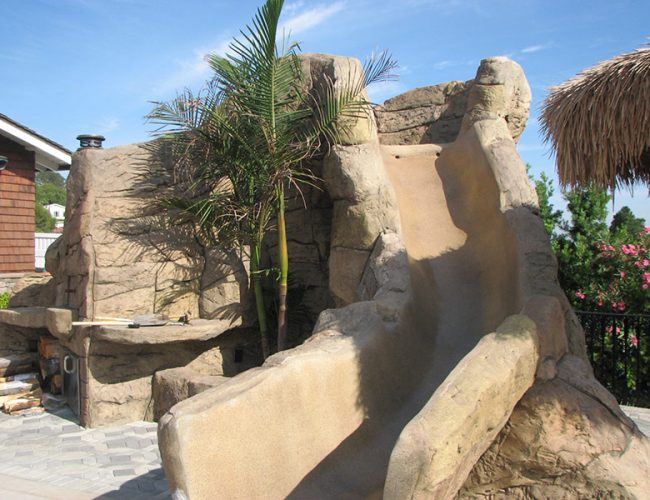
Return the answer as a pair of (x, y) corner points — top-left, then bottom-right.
(35, 233), (60, 270)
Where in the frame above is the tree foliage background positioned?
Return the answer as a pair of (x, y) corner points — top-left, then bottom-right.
(35, 171), (66, 232)
(531, 169), (649, 315)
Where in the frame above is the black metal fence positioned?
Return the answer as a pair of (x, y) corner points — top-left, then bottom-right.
(577, 311), (650, 407)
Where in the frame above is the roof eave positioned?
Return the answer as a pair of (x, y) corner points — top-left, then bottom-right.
(0, 117), (72, 171)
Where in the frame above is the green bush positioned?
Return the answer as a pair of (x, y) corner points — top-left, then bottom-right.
(0, 292), (10, 309)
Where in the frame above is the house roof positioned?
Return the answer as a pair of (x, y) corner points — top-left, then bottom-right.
(0, 113), (72, 171)
(541, 46), (650, 189)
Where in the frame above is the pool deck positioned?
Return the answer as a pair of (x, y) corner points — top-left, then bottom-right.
(0, 406), (169, 499)
(0, 404), (648, 499)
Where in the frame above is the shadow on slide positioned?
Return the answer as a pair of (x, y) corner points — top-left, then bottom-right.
(289, 143), (521, 498)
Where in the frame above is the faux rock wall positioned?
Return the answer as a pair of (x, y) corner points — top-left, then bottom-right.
(45, 145), (250, 324)
(453, 58), (650, 498)
(375, 56), (531, 146)
(375, 80), (471, 144)
(303, 54), (401, 306)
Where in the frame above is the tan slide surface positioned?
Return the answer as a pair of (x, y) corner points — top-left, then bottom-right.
(288, 143), (520, 498)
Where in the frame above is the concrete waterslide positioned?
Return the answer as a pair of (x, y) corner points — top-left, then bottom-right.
(158, 56), (649, 498)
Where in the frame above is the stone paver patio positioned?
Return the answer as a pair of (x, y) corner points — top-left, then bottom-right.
(0, 403), (648, 499)
(0, 406), (169, 499)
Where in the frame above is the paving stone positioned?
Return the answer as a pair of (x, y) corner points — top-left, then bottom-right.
(125, 437), (142, 449)
(113, 468), (136, 477)
(62, 435), (82, 442)
(110, 455), (133, 465)
(106, 439), (128, 449)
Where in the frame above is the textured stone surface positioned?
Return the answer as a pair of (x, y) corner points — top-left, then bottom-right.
(89, 319), (235, 345)
(83, 337), (226, 427)
(152, 366), (227, 421)
(358, 231), (410, 323)
(461, 57), (531, 143)
(301, 53), (377, 146)
(159, 301), (389, 500)
(522, 295), (569, 376)
(323, 142), (400, 305)
(506, 207), (588, 361)
(459, 356), (650, 499)
(375, 57), (530, 146)
(0, 307), (71, 337)
(47, 145), (203, 320)
(385, 315), (538, 500)
(199, 247), (251, 324)
(375, 80), (471, 145)
(63, 324), (260, 428)
(7, 273), (55, 308)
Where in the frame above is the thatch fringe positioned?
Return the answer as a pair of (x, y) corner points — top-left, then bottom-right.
(541, 46), (650, 189)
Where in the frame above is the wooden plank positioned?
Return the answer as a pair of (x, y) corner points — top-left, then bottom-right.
(0, 175), (34, 186)
(0, 214), (34, 224)
(0, 246), (35, 256)
(0, 199), (34, 209)
(3, 396), (42, 414)
(50, 374), (62, 395)
(0, 222), (34, 231)
(0, 184), (34, 194)
(0, 353), (37, 377)
(0, 388), (42, 407)
(0, 255), (35, 264)
(0, 372), (40, 384)
(0, 353), (38, 368)
(0, 263), (34, 273)
(0, 364), (34, 377)
(38, 337), (62, 360)
(0, 379), (40, 396)
(0, 207), (34, 217)
(0, 192), (36, 202)
(0, 239), (33, 247)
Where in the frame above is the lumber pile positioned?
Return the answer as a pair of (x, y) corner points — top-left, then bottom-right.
(38, 336), (62, 394)
(0, 336), (63, 415)
(0, 353), (41, 414)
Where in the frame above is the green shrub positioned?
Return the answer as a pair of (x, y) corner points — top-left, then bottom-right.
(0, 292), (10, 309)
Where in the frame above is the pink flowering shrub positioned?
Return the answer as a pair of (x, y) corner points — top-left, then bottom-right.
(573, 227), (650, 317)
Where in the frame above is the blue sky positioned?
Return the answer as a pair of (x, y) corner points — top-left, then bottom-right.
(2, 0), (648, 221)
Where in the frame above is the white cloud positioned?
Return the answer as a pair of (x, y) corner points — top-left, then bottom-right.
(280, 1), (346, 36)
(284, 0), (305, 14)
(367, 80), (405, 104)
(432, 59), (476, 71)
(152, 2), (345, 97)
(95, 116), (119, 134)
(521, 44), (549, 54)
(151, 39), (231, 97)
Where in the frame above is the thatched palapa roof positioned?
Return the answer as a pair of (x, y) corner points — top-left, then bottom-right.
(541, 46), (650, 189)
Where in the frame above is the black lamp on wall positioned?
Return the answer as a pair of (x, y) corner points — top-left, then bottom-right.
(0, 155), (8, 171)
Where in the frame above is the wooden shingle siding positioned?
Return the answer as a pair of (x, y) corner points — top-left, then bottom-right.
(0, 136), (35, 272)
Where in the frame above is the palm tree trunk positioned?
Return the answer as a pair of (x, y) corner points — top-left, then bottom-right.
(276, 187), (289, 351)
(251, 240), (270, 359)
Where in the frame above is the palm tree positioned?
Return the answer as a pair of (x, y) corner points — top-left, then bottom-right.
(149, 0), (396, 357)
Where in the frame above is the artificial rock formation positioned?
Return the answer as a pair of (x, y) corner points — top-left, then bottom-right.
(309, 54), (402, 306)
(460, 355), (650, 498)
(375, 80), (471, 144)
(375, 56), (531, 146)
(44, 143), (251, 322)
(158, 54), (650, 500)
